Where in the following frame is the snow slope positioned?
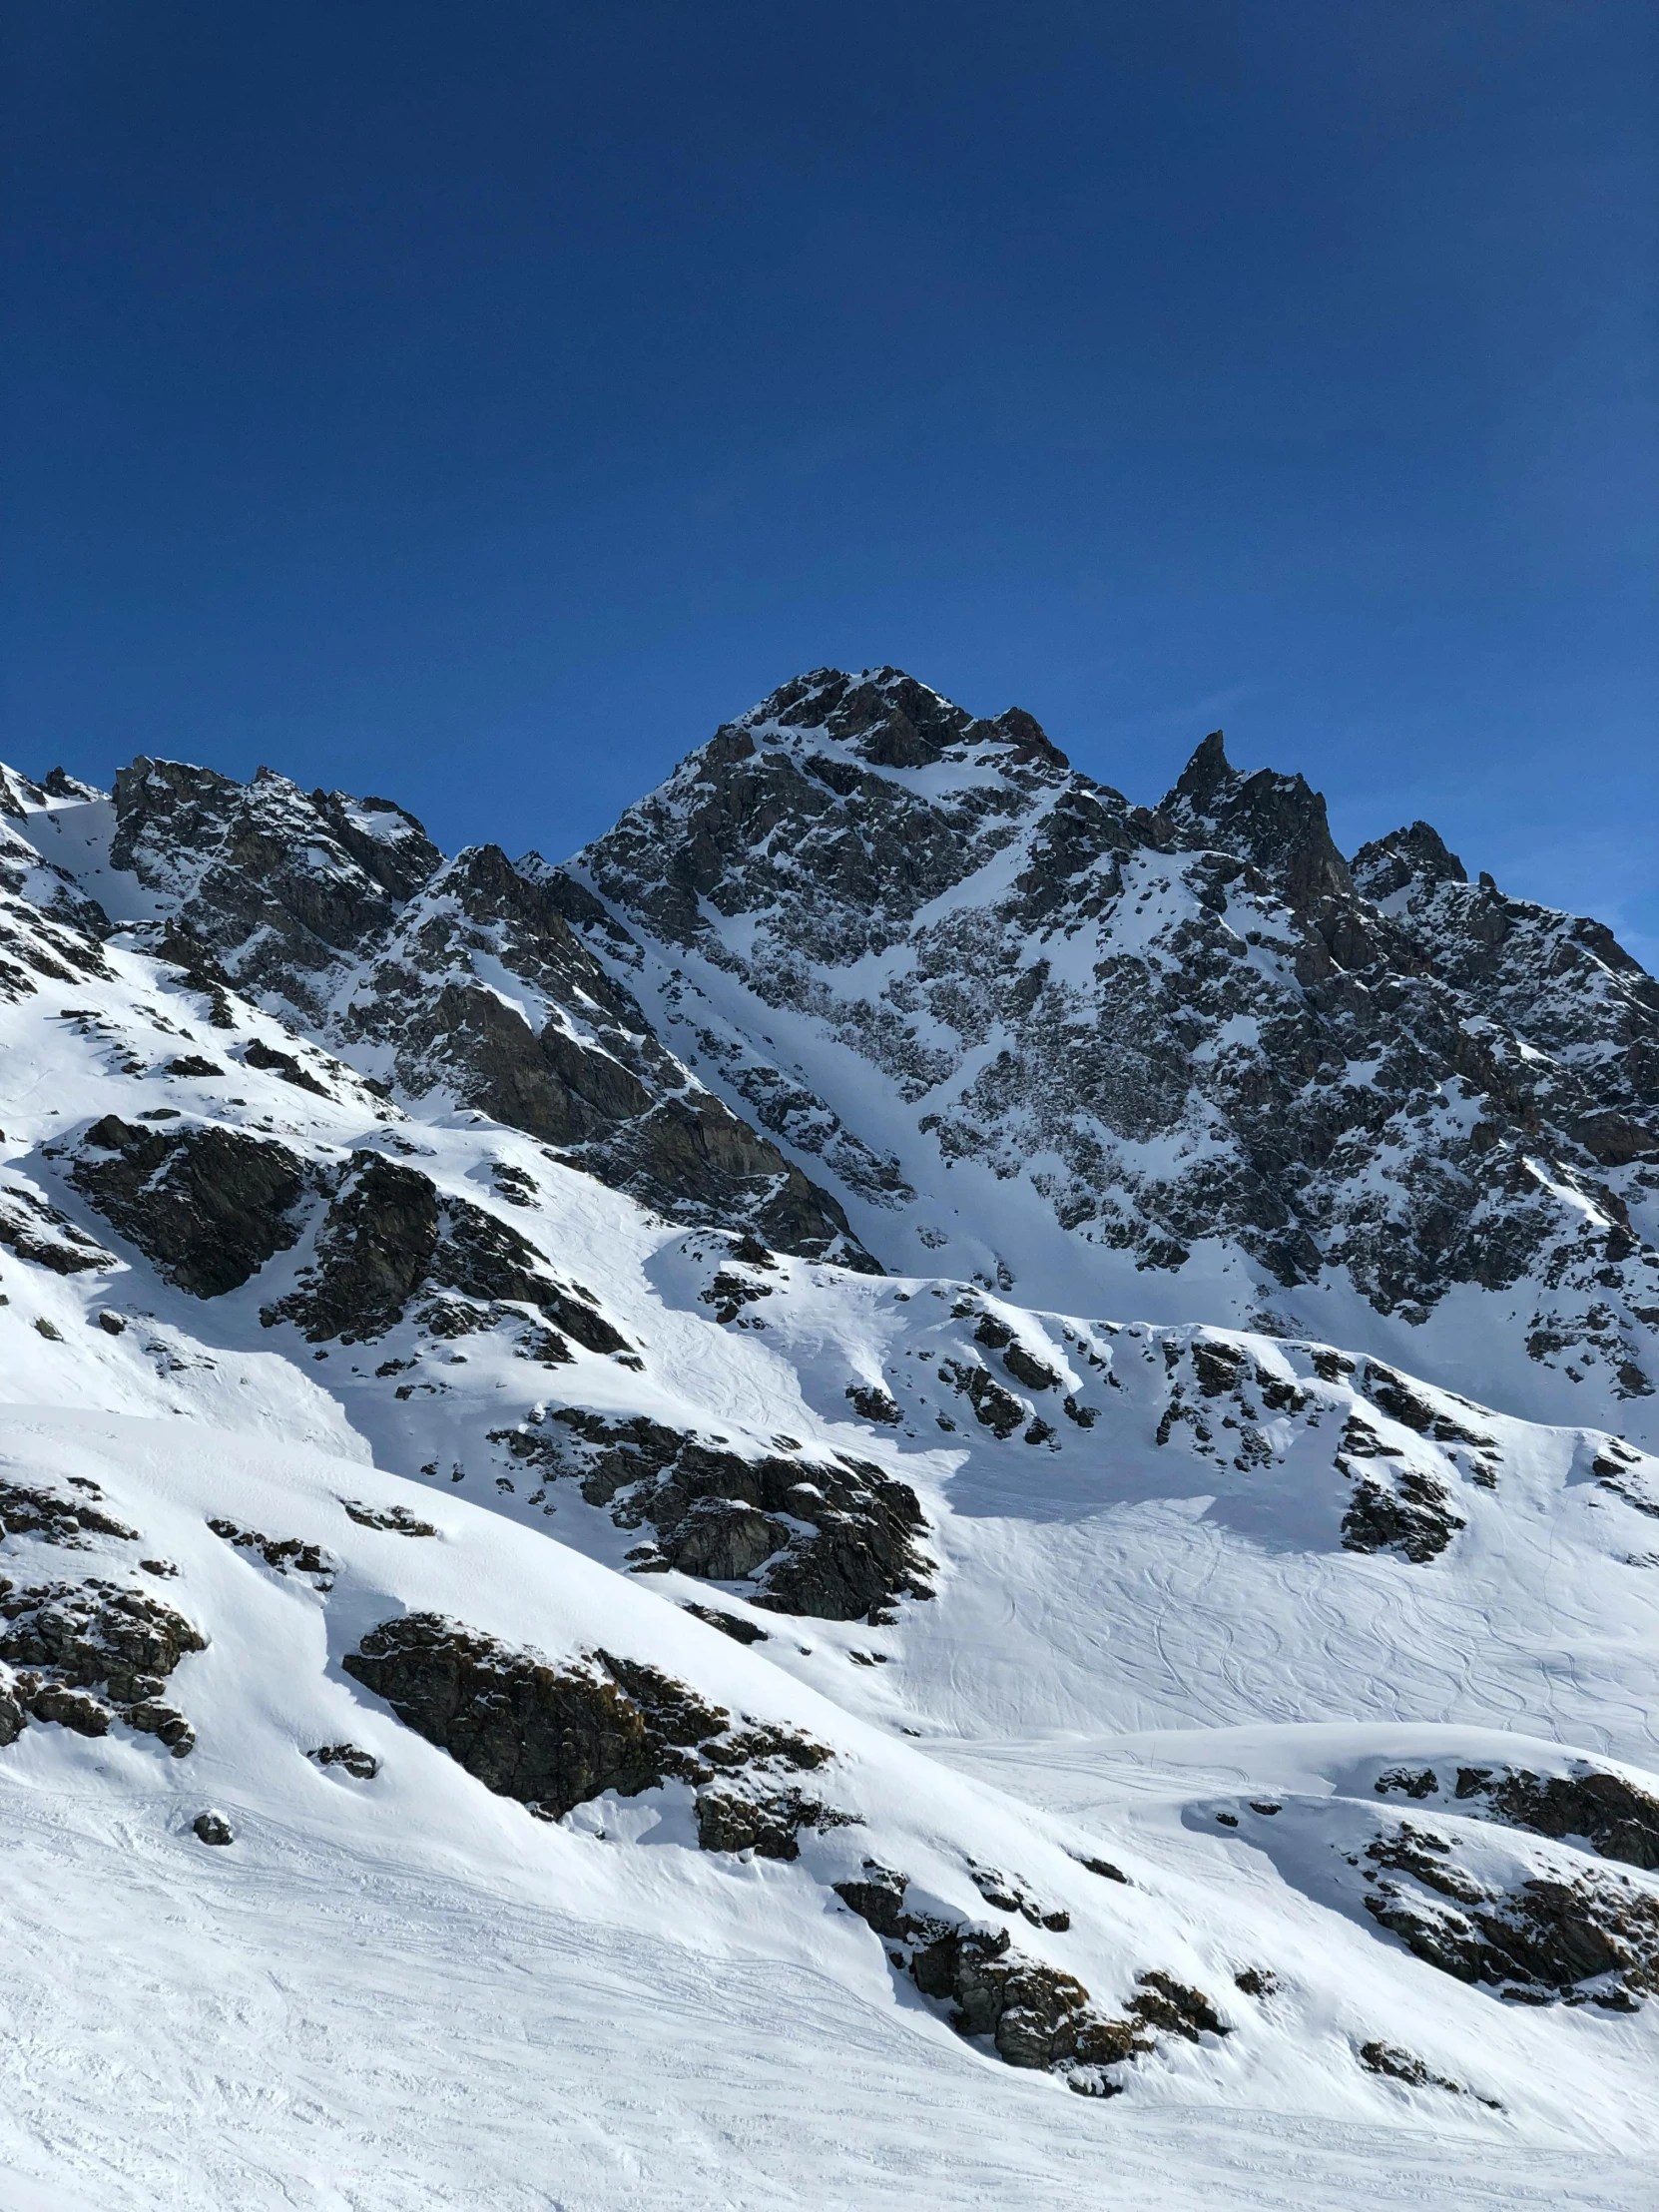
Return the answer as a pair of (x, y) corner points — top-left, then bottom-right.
(3, 1414), (1657, 2209)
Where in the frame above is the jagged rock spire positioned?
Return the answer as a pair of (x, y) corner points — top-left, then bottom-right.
(1161, 730), (1352, 911)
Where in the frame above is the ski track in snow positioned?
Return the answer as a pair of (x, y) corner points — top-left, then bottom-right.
(2, 1795), (1650, 2212)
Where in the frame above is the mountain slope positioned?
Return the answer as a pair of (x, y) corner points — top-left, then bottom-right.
(0, 714), (1656, 2205)
(10, 759), (871, 1269)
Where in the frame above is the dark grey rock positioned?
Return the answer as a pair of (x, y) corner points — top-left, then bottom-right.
(70, 1117), (308, 1297)
(260, 1150), (631, 1353)
(1453, 1765), (1659, 1872)
(492, 1409), (929, 1621)
(338, 1499), (438, 1537)
(832, 1861), (1187, 2093)
(308, 1742), (379, 1780)
(209, 1518), (335, 1586)
(0, 1575), (205, 1754)
(1358, 2040), (1488, 2100)
(341, 1613), (830, 1848)
(1360, 1818), (1659, 2004)
(0, 1183), (115, 1276)
(680, 1603), (769, 1644)
(0, 1475), (138, 1547)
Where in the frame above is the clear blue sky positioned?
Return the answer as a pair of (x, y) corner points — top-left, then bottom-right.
(3, 3), (1654, 956)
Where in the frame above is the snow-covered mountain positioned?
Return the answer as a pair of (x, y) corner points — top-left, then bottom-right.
(1, 688), (1657, 2209)
(572, 669), (1659, 1444)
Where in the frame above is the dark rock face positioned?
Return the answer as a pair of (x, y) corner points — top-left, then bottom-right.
(1358, 2040), (1491, 2103)
(260, 1150), (630, 1352)
(1359, 1817), (1659, 2005)
(343, 1614), (721, 1815)
(0, 817), (114, 998)
(1376, 1760), (1659, 1872)
(92, 758), (871, 1270)
(573, 670), (1659, 1412)
(833, 1863), (1220, 2094)
(0, 1182), (115, 1275)
(1467, 1768), (1659, 1872)
(341, 1612), (831, 1850)
(274, 1153), (437, 1338)
(70, 1116), (308, 1297)
(967, 1862), (1070, 1932)
(491, 1408), (930, 1620)
(680, 1603), (769, 1644)
(0, 1474), (138, 1547)
(1162, 730), (1353, 913)
(0, 1575), (204, 1755)
(338, 1499), (438, 1537)
(210, 1518), (335, 1588)
(1339, 1459), (1465, 1564)
(240, 1037), (331, 1095)
(193, 1810), (234, 1845)
(308, 1742), (379, 1779)
(582, 669), (1070, 966)
(938, 1359), (1027, 1439)
(1126, 1970), (1231, 2041)
(109, 760), (438, 1012)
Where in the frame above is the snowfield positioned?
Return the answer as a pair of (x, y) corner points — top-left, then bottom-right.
(2, 1415), (1656, 2210)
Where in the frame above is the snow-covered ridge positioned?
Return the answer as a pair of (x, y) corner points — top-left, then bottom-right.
(3, 750), (874, 1271)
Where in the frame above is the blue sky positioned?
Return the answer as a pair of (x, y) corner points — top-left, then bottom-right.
(2, 3), (1654, 957)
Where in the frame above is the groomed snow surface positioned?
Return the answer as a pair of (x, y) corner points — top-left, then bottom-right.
(3, 1418), (1654, 2212)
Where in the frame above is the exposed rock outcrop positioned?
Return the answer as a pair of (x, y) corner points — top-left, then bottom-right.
(490, 1408), (930, 1620)
(833, 1862), (1224, 2094)
(85, 757), (874, 1269)
(1360, 1818), (1659, 2006)
(209, 1518), (336, 1588)
(70, 1116), (308, 1297)
(1374, 1760), (1659, 1872)
(0, 1575), (204, 1754)
(342, 1612), (832, 1850)
(0, 1474), (138, 1547)
(260, 1151), (631, 1352)
(0, 1182), (115, 1275)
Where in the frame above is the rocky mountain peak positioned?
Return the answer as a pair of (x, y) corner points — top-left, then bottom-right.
(1351, 820), (1470, 902)
(567, 671), (1659, 1437)
(580, 668), (1078, 970)
(1, 764), (99, 817)
(737, 665), (1070, 775)
(5, 753), (874, 1271)
(1160, 729), (1353, 911)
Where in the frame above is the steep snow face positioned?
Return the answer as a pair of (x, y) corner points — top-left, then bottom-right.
(2, 757), (871, 1269)
(570, 667), (1659, 1444)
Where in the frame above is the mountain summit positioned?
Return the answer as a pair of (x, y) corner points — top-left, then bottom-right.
(570, 669), (1659, 1438)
